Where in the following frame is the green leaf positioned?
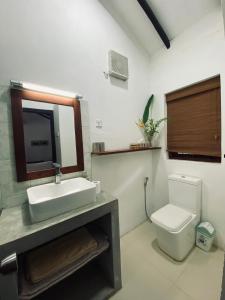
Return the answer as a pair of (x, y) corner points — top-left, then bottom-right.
(143, 94), (154, 124)
(156, 117), (167, 127)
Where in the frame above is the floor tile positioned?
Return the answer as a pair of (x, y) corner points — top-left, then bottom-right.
(111, 259), (173, 300)
(166, 285), (195, 300)
(175, 246), (224, 300)
(122, 221), (196, 282)
(112, 222), (224, 300)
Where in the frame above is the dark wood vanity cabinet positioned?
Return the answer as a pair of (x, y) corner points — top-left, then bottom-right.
(0, 198), (122, 300)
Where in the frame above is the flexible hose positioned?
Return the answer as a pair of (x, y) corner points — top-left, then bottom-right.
(144, 177), (151, 221)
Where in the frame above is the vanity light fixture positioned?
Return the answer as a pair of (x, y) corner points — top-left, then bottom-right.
(10, 80), (83, 99)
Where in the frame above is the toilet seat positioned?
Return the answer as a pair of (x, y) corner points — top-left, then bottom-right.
(151, 204), (193, 233)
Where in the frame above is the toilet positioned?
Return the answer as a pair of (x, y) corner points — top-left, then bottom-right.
(151, 174), (201, 261)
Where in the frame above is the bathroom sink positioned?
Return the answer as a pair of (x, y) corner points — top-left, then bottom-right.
(27, 177), (96, 223)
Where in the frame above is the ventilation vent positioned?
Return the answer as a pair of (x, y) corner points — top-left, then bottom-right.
(108, 50), (128, 81)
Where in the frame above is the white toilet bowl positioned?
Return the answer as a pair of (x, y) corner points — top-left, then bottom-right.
(151, 204), (198, 261)
(151, 174), (201, 261)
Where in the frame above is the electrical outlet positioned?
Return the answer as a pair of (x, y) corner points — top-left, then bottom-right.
(96, 119), (103, 129)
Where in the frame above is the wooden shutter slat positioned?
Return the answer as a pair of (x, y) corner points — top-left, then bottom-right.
(167, 78), (221, 159)
(166, 76), (220, 102)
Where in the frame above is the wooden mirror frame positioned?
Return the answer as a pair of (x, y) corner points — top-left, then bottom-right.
(11, 88), (84, 182)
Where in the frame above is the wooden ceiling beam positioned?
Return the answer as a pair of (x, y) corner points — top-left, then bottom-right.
(137, 0), (170, 49)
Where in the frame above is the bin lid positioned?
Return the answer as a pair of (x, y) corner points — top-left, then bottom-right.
(197, 222), (215, 237)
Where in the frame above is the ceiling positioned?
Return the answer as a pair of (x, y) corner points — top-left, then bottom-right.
(99, 0), (221, 56)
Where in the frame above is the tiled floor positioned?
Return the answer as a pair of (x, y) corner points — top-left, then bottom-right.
(111, 222), (224, 300)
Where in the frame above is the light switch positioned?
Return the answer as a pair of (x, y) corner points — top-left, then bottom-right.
(96, 119), (103, 129)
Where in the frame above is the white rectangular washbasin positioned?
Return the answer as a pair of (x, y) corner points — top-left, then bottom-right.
(27, 177), (96, 223)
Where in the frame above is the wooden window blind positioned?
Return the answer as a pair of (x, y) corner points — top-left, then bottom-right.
(166, 76), (221, 162)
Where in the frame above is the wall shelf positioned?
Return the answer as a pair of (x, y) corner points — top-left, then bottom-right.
(91, 147), (161, 156)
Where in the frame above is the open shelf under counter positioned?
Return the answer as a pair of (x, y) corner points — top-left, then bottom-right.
(34, 261), (115, 300)
(91, 146), (161, 156)
(0, 192), (121, 300)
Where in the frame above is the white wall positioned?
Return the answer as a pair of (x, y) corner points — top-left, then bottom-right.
(0, 0), (151, 234)
(92, 152), (152, 235)
(148, 8), (225, 249)
(222, 0), (225, 33)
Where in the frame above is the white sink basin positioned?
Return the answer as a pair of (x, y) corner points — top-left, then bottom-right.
(27, 177), (96, 223)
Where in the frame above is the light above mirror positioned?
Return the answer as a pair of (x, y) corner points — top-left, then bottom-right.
(10, 80), (83, 99)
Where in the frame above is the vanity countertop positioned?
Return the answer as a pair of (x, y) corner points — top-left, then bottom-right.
(0, 191), (116, 247)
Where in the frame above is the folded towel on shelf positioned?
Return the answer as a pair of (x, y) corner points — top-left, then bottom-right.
(25, 227), (98, 284)
(19, 227), (109, 300)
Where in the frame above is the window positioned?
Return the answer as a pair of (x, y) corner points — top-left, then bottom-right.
(166, 76), (221, 162)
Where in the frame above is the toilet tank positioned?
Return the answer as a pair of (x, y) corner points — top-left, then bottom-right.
(168, 174), (201, 216)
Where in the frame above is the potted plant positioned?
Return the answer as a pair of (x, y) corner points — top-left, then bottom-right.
(136, 95), (167, 146)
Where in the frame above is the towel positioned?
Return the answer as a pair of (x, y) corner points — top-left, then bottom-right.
(19, 228), (109, 299)
(25, 227), (98, 284)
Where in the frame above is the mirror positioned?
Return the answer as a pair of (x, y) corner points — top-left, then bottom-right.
(22, 100), (77, 172)
(11, 88), (84, 182)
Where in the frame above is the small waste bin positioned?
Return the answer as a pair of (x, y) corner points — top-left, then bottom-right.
(196, 222), (215, 252)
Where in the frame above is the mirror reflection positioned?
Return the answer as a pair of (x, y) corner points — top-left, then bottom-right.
(22, 100), (77, 172)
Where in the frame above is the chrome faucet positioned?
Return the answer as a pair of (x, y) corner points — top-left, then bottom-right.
(53, 163), (62, 184)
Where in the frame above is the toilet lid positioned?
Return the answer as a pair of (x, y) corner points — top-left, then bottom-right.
(151, 204), (193, 233)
